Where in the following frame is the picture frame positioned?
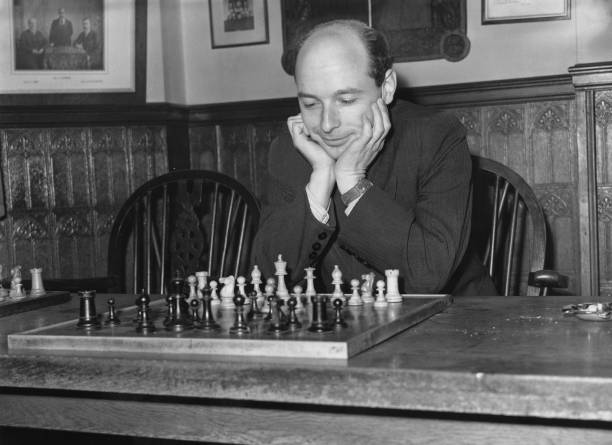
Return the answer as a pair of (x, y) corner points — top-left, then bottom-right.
(209, 0), (269, 49)
(482, 0), (570, 24)
(0, 0), (146, 106)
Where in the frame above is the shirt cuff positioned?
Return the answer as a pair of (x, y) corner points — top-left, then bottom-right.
(306, 184), (330, 224)
(344, 194), (363, 216)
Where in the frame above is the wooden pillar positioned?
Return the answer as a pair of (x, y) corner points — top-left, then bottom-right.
(570, 62), (612, 296)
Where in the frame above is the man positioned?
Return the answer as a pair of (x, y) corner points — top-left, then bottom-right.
(251, 19), (496, 296)
(49, 8), (73, 47)
(17, 18), (46, 69)
(74, 17), (101, 69)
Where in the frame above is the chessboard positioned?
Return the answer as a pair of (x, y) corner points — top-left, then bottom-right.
(0, 291), (71, 318)
(8, 294), (452, 360)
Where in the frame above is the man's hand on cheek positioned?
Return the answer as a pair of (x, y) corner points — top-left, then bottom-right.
(334, 99), (391, 193)
(287, 114), (335, 171)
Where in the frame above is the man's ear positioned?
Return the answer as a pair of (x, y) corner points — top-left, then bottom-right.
(381, 69), (397, 105)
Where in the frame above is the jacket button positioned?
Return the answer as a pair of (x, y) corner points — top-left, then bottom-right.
(312, 242), (321, 250)
(318, 232), (328, 240)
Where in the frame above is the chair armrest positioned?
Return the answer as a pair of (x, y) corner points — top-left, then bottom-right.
(528, 269), (569, 289)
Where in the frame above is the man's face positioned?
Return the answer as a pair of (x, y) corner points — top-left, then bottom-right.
(58, 8), (65, 18)
(83, 19), (91, 32)
(28, 19), (36, 31)
(294, 31), (381, 159)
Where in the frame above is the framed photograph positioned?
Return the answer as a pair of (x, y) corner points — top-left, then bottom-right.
(482, 0), (570, 24)
(209, 0), (269, 49)
(0, 0), (146, 106)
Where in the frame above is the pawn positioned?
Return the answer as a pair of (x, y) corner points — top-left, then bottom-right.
(229, 293), (250, 335)
(198, 285), (220, 331)
(293, 285), (304, 310)
(263, 283), (275, 313)
(268, 298), (288, 333)
(105, 297), (121, 326)
(136, 293), (156, 333)
(332, 297), (348, 328)
(264, 293), (275, 321)
(287, 295), (302, 329)
(190, 298), (201, 326)
(209, 280), (220, 306)
(250, 290), (264, 317)
(347, 279), (363, 306)
(237, 276), (248, 303)
(374, 280), (388, 307)
(187, 275), (198, 301)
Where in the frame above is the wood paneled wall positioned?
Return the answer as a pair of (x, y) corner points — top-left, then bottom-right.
(3, 64), (612, 295)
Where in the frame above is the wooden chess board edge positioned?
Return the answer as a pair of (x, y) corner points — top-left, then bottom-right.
(0, 291), (70, 318)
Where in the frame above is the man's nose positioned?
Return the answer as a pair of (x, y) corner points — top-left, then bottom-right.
(320, 106), (340, 133)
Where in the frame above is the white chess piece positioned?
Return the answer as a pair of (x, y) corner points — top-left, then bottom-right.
(274, 254), (290, 301)
(304, 267), (316, 299)
(237, 276), (249, 304)
(250, 265), (263, 304)
(187, 275), (198, 302)
(29, 267), (46, 297)
(209, 280), (220, 306)
(385, 269), (402, 303)
(360, 272), (375, 304)
(374, 279), (388, 307)
(293, 285), (304, 310)
(263, 283), (275, 312)
(219, 275), (236, 309)
(331, 265), (344, 302)
(347, 278), (363, 306)
(195, 271), (209, 299)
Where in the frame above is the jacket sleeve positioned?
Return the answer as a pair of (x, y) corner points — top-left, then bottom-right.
(250, 134), (337, 285)
(337, 113), (473, 293)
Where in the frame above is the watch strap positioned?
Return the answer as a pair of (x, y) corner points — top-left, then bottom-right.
(340, 178), (373, 206)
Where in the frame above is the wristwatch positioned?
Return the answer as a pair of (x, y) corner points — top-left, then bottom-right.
(340, 178), (374, 206)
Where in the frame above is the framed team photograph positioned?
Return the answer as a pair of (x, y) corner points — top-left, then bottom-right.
(209, 0), (269, 49)
(482, 0), (570, 24)
(0, 0), (146, 105)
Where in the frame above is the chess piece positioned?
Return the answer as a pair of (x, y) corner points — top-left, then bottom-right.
(304, 267), (316, 299)
(220, 275), (236, 309)
(347, 278), (363, 306)
(237, 276), (248, 304)
(360, 272), (375, 304)
(287, 295), (302, 329)
(190, 299), (201, 326)
(293, 285), (304, 310)
(230, 293), (251, 334)
(209, 280), (220, 306)
(187, 275), (198, 301)
(250, 265), (264, 305)
(164, 293), (174, 326)
(77, 290), (101, 329)
(385, 269), (402, 303)
(268, 296), (288, 333)
(198, 285), (220, 331)
(331, 265), (344, 303)
(165, 275), (193, 332)
(195, 271), (209, 295)
(264, 293), (275, 321)
(136, 293), (156, 333)
(374, 280), (388, 307)
(105, 297), (121, 326)
(263, 282), (275, 313)
(308, 294), (332, 333)
(9, 265), (25, 300)
(332, 298), (348, 328)
(29, 267), (46, 297)
(249, 290), (263, 318)
(0, 265), (8, 301)
(274, 254), (290, 301)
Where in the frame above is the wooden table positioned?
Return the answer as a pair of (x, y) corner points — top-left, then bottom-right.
(1, 294), (611, 444)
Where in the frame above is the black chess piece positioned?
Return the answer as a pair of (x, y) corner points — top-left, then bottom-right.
(198, 284), (220, 331)
(287, 296), (302, 329)
(308, 294), (332, 333)
(77, 290), (101, 329)
(268, 298), (288, 333)
(136, 293), (156, 333)
(332, 297), (348, 329)
(229, 293), (250, 334)
(165, 275), (193, 332)
(105, 297), (121, 326)
(250, 290), (264, 318)
(190, 298), (201, 327)
(264, 294), (275, 321)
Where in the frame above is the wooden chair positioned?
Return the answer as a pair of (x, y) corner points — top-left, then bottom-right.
(107, 170), (260, 294)
(471, 156), (568, 296)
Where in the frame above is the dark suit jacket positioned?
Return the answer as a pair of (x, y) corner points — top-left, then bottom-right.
(49, 18), (73, 46)
(251, 100), (497, 296)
